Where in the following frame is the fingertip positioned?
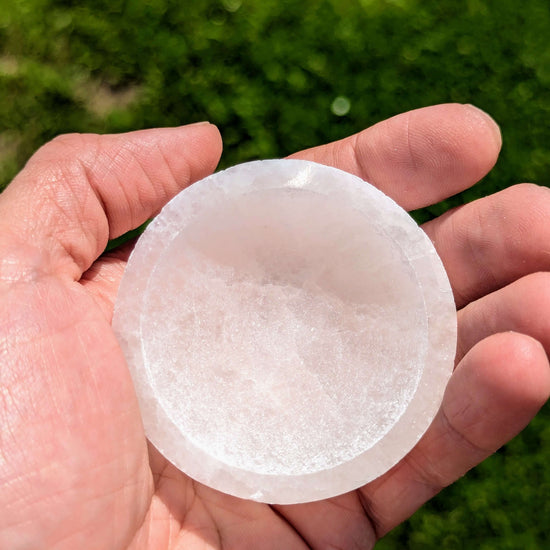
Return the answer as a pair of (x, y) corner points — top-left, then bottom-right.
(446, 331), (550, 451)
(464, 331), (550, 405)
(400, 103), (502, 208)
(176, 121), (224, 177)
(185, 120), (223, 146)
(462, 103), (502, 156)
(408, 102), (502, 177)
(496, 331), (550, 407)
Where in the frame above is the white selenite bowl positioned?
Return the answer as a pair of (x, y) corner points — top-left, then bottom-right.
(112, 159), (457, 504)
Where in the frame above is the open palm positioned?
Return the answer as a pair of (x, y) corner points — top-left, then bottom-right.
(1, 105), (549, 550)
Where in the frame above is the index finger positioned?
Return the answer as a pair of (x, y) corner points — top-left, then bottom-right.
(289, 103), (502, 211)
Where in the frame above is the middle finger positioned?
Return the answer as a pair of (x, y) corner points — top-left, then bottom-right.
(422, 183), (550, 309)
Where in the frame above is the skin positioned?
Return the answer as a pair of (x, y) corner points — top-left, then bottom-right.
(0, 103), (549, 550)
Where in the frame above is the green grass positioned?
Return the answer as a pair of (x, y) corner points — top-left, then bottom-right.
(1, 0), (549, 547)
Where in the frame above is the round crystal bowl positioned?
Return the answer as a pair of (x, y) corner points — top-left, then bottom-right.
(112, 159), (457, 504)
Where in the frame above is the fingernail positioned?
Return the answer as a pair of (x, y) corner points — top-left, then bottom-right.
(464, 104), (502, 150)
(188, 121), (211, 127)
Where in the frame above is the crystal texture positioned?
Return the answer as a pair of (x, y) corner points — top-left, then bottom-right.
(112, 159), (457, 504)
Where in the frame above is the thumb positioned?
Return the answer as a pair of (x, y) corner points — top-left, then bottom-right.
(0, 123), (222, 281)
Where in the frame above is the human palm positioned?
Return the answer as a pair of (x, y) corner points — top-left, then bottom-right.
(1, 105), (549, 550)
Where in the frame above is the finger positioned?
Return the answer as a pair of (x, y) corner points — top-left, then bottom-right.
(274, 493), (376, 550)
(457, 272), (550, 363)
(189, 486), (309, 550)
(289, 103), (501, 210)
(423, 183), (550, 308)
(0, 123), (222, 281)
(359, 331), (550, 537)
(138, 448), (308, 550)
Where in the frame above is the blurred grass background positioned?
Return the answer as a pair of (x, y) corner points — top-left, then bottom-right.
(1, 0), (549, 548)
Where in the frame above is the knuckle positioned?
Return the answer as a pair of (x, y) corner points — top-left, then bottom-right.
(40, 132), (85, 154)
(33, 133), (98, 167)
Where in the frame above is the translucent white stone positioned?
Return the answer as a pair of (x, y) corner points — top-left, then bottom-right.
(112, 159), (457, 504)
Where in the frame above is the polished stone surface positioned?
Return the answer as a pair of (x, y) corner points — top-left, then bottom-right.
(112, 159), (457, 504)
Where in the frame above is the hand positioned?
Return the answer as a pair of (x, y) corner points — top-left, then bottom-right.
(1, 105), (548, 550)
